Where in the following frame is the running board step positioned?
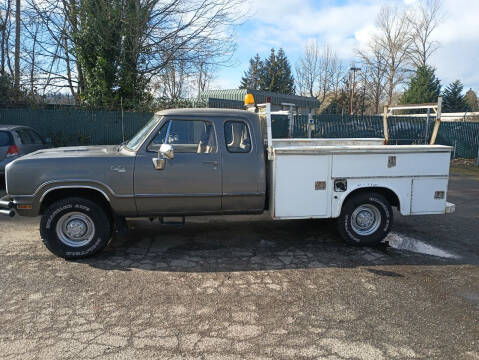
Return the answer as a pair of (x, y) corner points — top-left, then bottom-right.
(160, 216), (185, 226)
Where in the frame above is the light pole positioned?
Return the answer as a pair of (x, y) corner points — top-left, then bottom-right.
(350, 67), (361, 115)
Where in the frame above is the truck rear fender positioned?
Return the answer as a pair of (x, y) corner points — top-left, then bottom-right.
(333, 186), (402, 218)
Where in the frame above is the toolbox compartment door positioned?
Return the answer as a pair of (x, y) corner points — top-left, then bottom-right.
(273, 154), (331, 218)
(411, 177), (449, 214)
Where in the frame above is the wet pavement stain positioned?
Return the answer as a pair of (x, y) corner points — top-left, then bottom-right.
(384, 232), (460, 259)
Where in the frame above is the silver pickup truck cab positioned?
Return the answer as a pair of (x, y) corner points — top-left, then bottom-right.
(1, 107), (455, 258)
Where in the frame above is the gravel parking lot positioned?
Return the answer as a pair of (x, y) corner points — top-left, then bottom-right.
(0, 171), (478, 359)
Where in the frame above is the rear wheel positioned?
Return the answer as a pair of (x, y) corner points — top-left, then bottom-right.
(40, 197), (112, 259)
(337, 192), (393, 246)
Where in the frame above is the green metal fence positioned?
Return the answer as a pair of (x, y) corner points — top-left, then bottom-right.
(0, 108), (478, 158)
(272, 114), (479, 159)
(0, 108), (152, 146)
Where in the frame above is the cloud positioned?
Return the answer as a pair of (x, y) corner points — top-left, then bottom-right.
(216, 0), (479, 91)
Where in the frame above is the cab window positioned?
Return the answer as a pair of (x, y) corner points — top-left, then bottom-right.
(149, 119), (217, 154)
(224, 121), (251, 153)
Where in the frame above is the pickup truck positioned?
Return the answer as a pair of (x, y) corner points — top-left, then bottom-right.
(1, 104), (455, 258)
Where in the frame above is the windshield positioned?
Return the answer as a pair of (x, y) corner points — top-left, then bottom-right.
(124, 115), (162, 151)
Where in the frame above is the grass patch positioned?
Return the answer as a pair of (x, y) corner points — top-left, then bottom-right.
(451, 159), (479, 179)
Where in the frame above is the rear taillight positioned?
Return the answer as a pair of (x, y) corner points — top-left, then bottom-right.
(6, 145), (19, 157)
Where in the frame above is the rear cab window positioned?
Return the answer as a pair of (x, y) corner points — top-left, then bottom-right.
(224, 121), (252, 153)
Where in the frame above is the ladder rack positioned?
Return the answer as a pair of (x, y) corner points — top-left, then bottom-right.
(383, 97), (442, 145)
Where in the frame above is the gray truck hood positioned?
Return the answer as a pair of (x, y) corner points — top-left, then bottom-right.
(5, 145), (136, 197)
(22, 145), (124, 159)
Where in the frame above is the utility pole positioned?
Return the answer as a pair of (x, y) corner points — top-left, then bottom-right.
(349, 67), (361, 115)
(14, 0), (20, 95)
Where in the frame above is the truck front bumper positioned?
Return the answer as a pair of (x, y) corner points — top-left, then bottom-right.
(445, 202), (456, 214)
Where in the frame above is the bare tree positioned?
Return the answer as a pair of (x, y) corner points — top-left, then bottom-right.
(356, 44), (387, 114)
(0, 0), (12, 75)
(407, 0), (442, 67)
(295, 40), (320, 98)
(295, 40), (344, 104)
(154, 59), (189, 100)
(195, 60), (215, 99)
(16, 0), (242, 107)
(373, 5), (412, 105)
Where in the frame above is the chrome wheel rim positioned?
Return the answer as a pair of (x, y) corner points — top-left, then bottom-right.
(56, 212), (95, 247)
(351, 204), (381, 236)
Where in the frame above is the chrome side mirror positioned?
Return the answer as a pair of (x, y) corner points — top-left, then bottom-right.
(152, 144), (174, 170)
(159, 143), (174, 160)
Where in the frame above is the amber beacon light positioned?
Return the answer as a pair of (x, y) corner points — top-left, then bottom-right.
(244, 93), (255, 107)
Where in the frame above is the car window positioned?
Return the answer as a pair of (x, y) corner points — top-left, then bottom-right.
(0, 131), (10, 146)
(16, 129), (34, 144)
(149, 119), (217, 154)
(224, 121), (251, 153)
(27, 130), (44, 144)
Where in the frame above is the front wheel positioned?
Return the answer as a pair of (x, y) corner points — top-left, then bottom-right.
(337, 192), (393, 246)
(40, 197), (112, 259)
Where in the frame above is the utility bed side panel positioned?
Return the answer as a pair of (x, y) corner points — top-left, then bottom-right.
(411, 177), (449, 214)
(331, 152), (450, 178)
(273, 154), (331, 218)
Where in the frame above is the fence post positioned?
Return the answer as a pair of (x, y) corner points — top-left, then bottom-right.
(383, 105), (389, 144)
(307, 113), (313, 138)
(285, 104), (295, 138)
(430, 96), (442, 144)
(425, 108), (430, 144)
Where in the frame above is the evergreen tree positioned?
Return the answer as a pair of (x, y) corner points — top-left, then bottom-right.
(274, 48), (295, 94)
(400, 65), (441, 105)
(442, 80), (469, 112)
(239, 54), (263, 90)
(260, 48), (277, 92)
(465, 88), (478, 111)
(260, 48), (295, 94)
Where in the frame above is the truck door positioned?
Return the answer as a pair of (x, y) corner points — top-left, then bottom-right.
(134, 118), (222, 215)
(220, 118), (266, 212)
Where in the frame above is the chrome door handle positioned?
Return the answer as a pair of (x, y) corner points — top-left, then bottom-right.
(202, 161), (218, 166)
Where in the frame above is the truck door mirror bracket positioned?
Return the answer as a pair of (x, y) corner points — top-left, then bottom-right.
(152, 157), (166, 170)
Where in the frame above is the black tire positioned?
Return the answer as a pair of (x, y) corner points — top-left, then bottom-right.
(40, 197), (112, 259)
(337, 192), (393, 246)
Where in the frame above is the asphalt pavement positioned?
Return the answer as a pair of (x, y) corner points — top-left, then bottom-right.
(0, 171), (478, 359)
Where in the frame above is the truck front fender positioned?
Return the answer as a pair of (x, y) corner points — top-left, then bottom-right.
(12, 180), (135, 217)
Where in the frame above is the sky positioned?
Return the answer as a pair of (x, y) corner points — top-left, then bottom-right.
(212, 0), (479, 94)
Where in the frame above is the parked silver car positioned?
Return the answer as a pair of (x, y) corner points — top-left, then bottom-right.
(0, 125), (49, 179)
